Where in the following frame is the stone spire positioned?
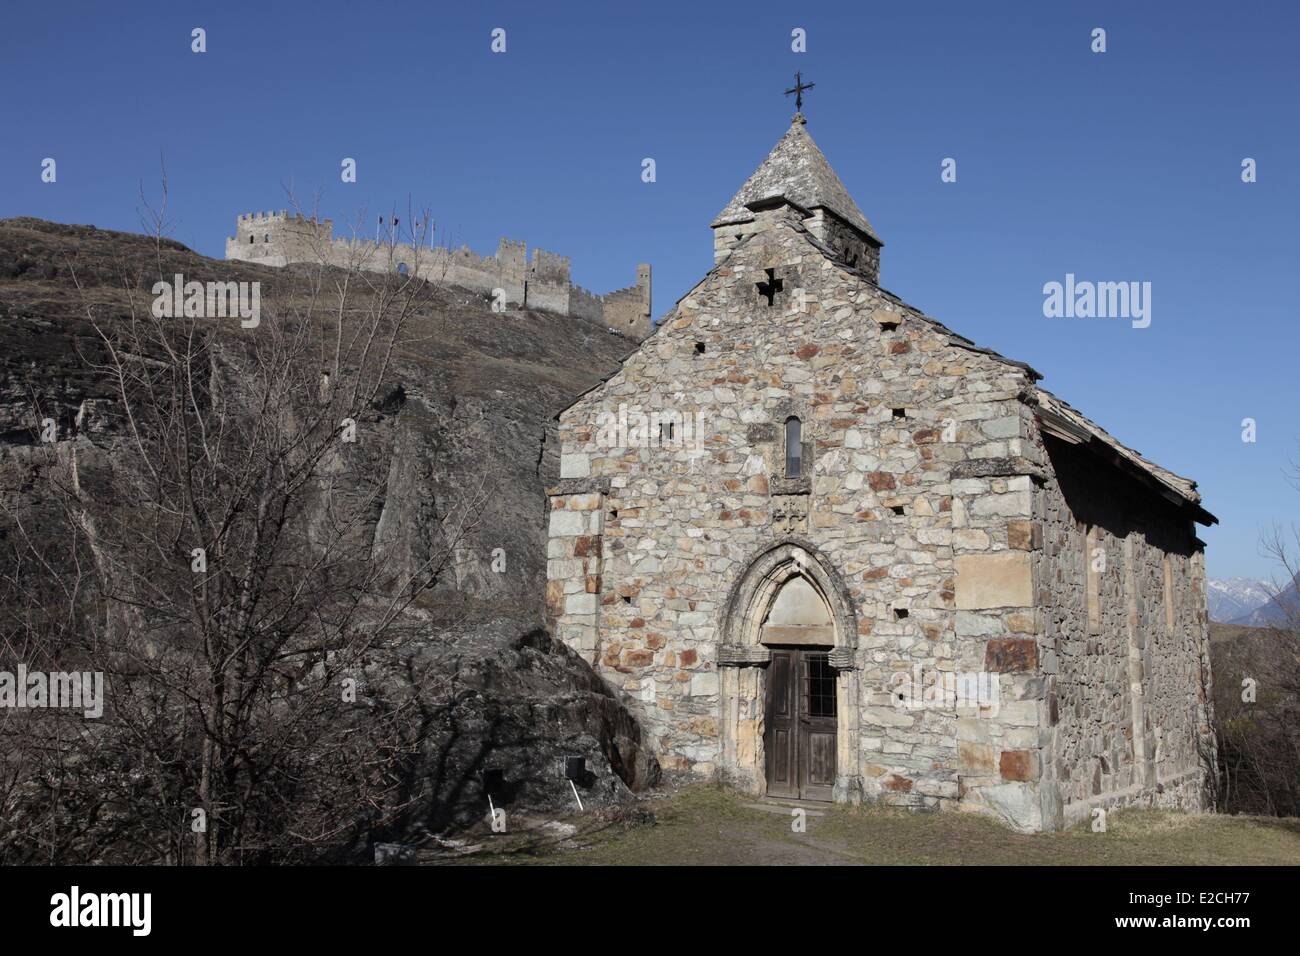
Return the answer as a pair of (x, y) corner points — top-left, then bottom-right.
(711, 115), (881, 245)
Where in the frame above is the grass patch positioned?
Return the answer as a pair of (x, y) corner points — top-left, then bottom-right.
(434, 784), (1300, 866)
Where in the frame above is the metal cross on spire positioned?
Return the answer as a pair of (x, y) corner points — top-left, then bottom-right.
(784, 71), (815, 113)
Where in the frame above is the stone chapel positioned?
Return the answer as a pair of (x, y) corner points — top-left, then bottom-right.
(544, 111), (1218, 831)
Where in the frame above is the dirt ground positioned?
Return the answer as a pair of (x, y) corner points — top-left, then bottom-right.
(423, 783), (1300, 866)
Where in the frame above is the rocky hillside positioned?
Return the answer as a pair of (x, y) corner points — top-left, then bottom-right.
(0, 217), (638, 616)
(0, 218), (658, 855)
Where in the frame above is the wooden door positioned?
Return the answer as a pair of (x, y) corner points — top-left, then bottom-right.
(764, 648), (836, 801)
(764, 649), (798, 798)
(799, 651), (837, 801)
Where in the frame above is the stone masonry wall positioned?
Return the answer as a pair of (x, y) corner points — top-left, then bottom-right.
(546, 210), (1061, 828)
(546, 194), (1211, 832)
(1036, 435), (1213, 827)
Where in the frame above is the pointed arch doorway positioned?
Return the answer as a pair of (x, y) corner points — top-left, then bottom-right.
(762, 575), (838, 800)
(717, 541), (863, 804)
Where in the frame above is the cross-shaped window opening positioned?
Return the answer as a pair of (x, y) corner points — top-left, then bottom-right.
(757, 268), (784, 306)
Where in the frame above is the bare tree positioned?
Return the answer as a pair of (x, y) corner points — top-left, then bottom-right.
(1211, 464), (1300, 817)
(0, 190), (491, 863)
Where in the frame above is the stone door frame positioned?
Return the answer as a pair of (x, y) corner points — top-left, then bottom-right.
(716, 539), (863, 803)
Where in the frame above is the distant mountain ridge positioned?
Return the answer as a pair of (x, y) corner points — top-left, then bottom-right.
(1210, 575), (1300, 626)
(1208, 577), (1274, 623)
(1233, 578), (1300, 627)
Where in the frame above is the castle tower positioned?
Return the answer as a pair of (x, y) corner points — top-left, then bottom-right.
(226, 211), (334, 268)
(601, 263), (653, 340)
(710, 113), (882, 283)
(636, 263), (652, 325)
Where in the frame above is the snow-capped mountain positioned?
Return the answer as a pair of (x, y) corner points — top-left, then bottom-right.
(1229, 577), (1300, 627)
(1207, 577), (1273, 623)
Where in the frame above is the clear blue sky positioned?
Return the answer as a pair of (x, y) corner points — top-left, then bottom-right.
(3, 0), (1297, 580)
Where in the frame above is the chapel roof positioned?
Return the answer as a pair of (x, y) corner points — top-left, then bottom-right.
(712, 114), (882, 244)
(577, 116), (1214, 526)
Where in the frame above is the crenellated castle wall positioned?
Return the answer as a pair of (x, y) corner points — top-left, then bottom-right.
(225, 211), (651, 338)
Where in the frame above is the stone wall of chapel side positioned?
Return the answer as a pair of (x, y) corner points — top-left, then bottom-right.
(1035, 434), (1213, 828)
(546, 487), (606, 662)
(546, 220), (1059, 829)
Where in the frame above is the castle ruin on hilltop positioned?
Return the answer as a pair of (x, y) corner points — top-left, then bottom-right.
(226, 211), (652, 338)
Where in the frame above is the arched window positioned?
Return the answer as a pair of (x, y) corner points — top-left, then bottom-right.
(397, 262), (409, 276)
(785, 416), (802, 478)
(247, 235), (253, 243)
(264, 233), (270, 243)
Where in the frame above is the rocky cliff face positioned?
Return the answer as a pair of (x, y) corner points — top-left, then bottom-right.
(1, 217), (635, 614)
(0, 217), (658, 844)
